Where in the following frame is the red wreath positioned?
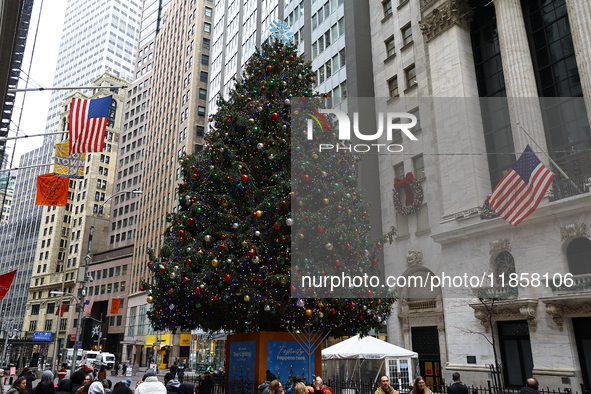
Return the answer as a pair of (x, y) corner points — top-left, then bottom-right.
(393, 172), (423, 215)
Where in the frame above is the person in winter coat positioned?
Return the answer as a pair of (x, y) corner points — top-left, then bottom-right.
(87, 382), (104, 394)
(111, 383), (132, 394)
(409, 377), (432, 394)
(375, 376), (399, 394)
(32, 382), (55, 394)
(55, 379), (73, 394)
(75, 374), (94, 394)
(199, 373), (213, 394)
(135, 369), (166, 394)
(259, 371), (277, 394)
(447, 373), (469, 394)
(69, 370), (86, 394)
(6, 378), (29, 394)
(165, 372), (181, 394)
(32, 371), (56, 394)
(519, 378), (539, 394)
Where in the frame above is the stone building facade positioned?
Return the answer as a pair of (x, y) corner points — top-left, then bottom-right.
(369, 0), (591, 390)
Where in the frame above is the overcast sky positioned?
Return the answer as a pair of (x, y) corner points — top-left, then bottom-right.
(7, 0), (67, 168)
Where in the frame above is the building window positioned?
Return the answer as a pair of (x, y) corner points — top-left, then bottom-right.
(401, 24), (412, 46)
(405, 64), (417, 88)
(385, 36), (395, 58)
(199, 88), (207, 100)
(203, 22), (211, 33)
(45, 319), (53, 331)
(567, 237), (591, 275)
(29, 320), (37, 332)
(382, 0), (393, 17)
(394, 163), (405, 179)
(493, 251), (516, 279)
(388, 76), (399, 97)
(198, 106), (206, 117)
(205, 6), (212, 17)
(201, 54), (209, 65)
(413, 155), (425, 180)
(31, 304), (40, 315)
(200, 71), (208, 82)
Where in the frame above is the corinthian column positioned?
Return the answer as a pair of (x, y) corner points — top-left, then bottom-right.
(493, 0), (548, 160)
(565, 0), (591, 98)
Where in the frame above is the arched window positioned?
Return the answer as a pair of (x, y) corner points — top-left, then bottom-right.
(493, 251), (516, 278)
(567, 237), (591, 275)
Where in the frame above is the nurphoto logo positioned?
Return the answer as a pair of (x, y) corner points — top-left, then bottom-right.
(307, 109), (418, 153)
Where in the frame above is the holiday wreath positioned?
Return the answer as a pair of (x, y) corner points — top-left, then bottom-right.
(393, 172), (423, 215)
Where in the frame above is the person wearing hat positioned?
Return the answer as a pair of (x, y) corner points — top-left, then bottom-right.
(259, 371), (277, 394)
(88, 382), (104, 394)
(135, 369), (166, 394)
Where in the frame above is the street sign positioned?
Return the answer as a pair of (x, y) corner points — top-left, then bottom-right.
(75, 341), (83, 349)
(32, 331), (53, 341)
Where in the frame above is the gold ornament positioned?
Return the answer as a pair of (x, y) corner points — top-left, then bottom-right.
(212, 259), (219, 267)
(305, 309), (313, 317)
(147, 296), (153, 303)
(322, 198), (329, 205)
(198, 249), (204, 255)
(255, 210), (263, 217)
(241, 241), (248, 247)
(312, 154), (318, 159)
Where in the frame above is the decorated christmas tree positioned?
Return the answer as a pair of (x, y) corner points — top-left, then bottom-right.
(145, 38), (394, 337)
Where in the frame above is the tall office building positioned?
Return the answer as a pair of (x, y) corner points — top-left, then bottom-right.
(0, 0), (142, 333)
(130, 0), (211, 366)
(116, 0), (172, 364)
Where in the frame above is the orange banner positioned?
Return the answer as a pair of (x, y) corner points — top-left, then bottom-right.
(36, 174), (69, 206)
(55, 304), (68, 317)
(110, 298), (122, 314)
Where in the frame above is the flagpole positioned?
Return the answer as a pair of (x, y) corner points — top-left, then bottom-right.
(0, 131), (67, 142)
(7, 85), (127, 93)
(0, 163), (54, 173)
(517, 123), (581, 194)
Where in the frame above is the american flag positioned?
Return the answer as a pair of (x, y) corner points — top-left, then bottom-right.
(68, 96), (112, 155)
(488, 145), (555, 226)
(83, 300), (94, 313)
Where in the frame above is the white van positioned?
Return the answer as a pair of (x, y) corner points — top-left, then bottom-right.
(97, 352), (116, 369)
(82, 350), (101, 367)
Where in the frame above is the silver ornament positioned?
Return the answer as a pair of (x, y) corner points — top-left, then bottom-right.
(169, 304), (175, 310)
(284, 99), (291, 105)
(252, 256), (260, 264)
(244, 295), (251, 302)
(264, 305), (271, 311)
(325, 243), (334, 250)
(204, 235), (212, 242)
(255, 230), (261, 237)
(232, 223), (239, 229)
(285, 218), (293, 226)
(296, 299), (305, 307)
(257, 143), (264, 150)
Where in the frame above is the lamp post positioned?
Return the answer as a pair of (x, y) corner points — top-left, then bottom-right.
(53, 190), (143, 374)
(1, 318), (13, 368)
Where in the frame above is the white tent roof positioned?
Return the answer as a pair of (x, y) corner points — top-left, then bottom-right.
(322, 335), (418, 360)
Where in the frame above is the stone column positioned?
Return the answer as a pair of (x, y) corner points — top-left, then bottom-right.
(493, 0), (549, 161)
(419, 0), (491, 216)
(565, 0), (591, 99)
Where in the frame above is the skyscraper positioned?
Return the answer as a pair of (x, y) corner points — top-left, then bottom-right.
(129, 0), (211, 364)
(0, 0), (142, 332)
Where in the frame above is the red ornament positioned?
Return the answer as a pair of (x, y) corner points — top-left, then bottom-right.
(179, 230), (185, 237)
(335, 260), (341, 267)
(266, 65), (273, 71)
(302, 175), (311, 182)
(158, 265), (166, 273)
(330, 308), (337, 315)
(273, 222), (281, 230)
(376, 242), (383, 248)
(247, 249), (256, 257)
(186, 259), (193, 265)
(346, 244), (352, 250)
(182, 277), (190, 283)
(241, 174), (250, 182)
(187, 218), (195, 225)
(367, 289), (374, 297)
(168, 288), (174, 294)
(223, 274), (232, 281)
(219, 244), (226, 250)
(358, 314), (364, 321)
(317, 226), (324, 233)
(271, 113), (279, 120)
(213, 295), (219, 301)
(193, 286), (201, 294)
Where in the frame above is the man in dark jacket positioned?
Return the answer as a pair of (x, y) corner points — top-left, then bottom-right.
(165, 372), (182, 393)
(447, 373), (469, 394)
(519, 378), (539, 394)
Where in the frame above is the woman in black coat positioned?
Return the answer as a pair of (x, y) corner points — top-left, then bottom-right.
(56, 379), (73, 394)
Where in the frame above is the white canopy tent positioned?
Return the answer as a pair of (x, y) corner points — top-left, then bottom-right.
(322, 335), (419, 392)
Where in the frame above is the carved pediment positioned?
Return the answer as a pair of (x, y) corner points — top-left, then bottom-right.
(560, 223), (589, 242)
(489, 239), (510, 255)
(470, 299), (538, 332)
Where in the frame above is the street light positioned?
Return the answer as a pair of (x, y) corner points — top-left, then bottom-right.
(50, 291), (80, 372)
(51, 190), (142, 374)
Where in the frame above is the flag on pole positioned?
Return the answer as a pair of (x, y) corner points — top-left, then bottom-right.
(54, 141), (86, 178)
(83, 300), (94, 313)
(36, 174), (69, 206)
(488, 145), (555, 226)
(110, 298), (122, 314)
(55, 304), (68, 317)
(68, 96), (112, 155)
(0, 270), (17, 300)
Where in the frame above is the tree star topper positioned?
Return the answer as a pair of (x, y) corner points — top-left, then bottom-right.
(270, 20), (294, 44)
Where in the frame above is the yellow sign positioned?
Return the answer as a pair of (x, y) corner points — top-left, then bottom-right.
(145, 334), (171, 347)
(180, 334), (191, 347)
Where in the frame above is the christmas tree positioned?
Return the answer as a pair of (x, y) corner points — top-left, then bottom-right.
(146, 39), (394, 336)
